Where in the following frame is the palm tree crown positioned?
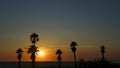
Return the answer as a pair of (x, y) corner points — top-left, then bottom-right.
(100, 46), (105, 54)
(30, 33), (39, 44)
(56, 49), (62, 55)
(16, 48), (23, 53)
(16, 48), (23, 60)
(27, 45), (39, 60)
(71, 41), (77, 47)
(70, 41), (77, 52)
(27, 45), (38, 54)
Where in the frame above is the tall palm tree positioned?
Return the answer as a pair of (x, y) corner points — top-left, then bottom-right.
(100, 46), (105, 62)
(27, 33), (39, 68)
(56, 49), (62, 68)
(16, 48), (23, 68)
(70, 41), (77, 68)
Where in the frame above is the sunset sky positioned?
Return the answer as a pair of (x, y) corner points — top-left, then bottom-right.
(0, 0), (120, 62)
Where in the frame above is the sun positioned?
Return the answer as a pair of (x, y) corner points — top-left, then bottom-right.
(38, 51), (44, 56)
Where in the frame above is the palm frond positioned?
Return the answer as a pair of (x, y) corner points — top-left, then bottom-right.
(16, 48), (23, 53)
(70, 41), (77, 47)
(56, 49), (62, 55)
(27, 45), (39, 54)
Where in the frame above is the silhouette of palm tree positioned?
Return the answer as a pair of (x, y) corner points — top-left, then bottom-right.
(70, 41), (77, 68)
(56, 49), (62, 68)
(100, 46), (105, 63)
(27, 45), (38, 68)
(16, 48), (23, 68)
(27, 33), (39, 68)
(30, 33), (39, 45)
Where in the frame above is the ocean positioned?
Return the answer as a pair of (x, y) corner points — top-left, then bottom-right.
(0, 61), (75, 68)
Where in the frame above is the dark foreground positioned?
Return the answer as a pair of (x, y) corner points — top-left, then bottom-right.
(0, 61), (120, 68)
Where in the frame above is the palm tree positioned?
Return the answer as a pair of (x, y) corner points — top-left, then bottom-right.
(16, 48), (23, 68)
(27, 45), (38, 68)
(100, 46), (105, 62)
(27, 33), (39, 68)
(70, 41), (77, 68)
(56, 49), (62, 68)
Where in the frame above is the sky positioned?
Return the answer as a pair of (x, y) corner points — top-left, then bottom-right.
(0, 0), (120, 62)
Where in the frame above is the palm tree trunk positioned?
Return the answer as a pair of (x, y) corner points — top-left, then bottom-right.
(102, 53), (104, 61)
(74, 52), (77, 68)
(101, 53), (105, 65)
(59, 60), (61, 68)
(32, 59), (35, 68)
(31, 52), (35, 68)
(19, 59), (21, 68)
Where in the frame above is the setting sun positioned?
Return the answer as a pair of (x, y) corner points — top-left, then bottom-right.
(38, 51), (44, 56)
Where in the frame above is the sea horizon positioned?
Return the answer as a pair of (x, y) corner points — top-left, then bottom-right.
(0, 61), (76, 68)
(0, 61), (120, 68)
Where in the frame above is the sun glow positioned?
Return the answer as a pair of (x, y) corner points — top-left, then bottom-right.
(38, 51), (44, 56)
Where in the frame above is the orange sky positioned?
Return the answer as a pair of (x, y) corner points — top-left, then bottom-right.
(0, 42), (120, 62)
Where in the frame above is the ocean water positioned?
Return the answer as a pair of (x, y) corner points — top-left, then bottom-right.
(0, 62), (75, 68)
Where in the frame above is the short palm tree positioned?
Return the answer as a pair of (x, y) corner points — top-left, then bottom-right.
(27, 33), (39, 68)
(70, 41), (77, 68)
(100, 46), (105, 62)
(56, 49), (62, 68)
(16, 48), (23, 68)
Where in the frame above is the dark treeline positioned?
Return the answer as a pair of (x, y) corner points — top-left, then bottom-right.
(78, 59), (120, 68)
